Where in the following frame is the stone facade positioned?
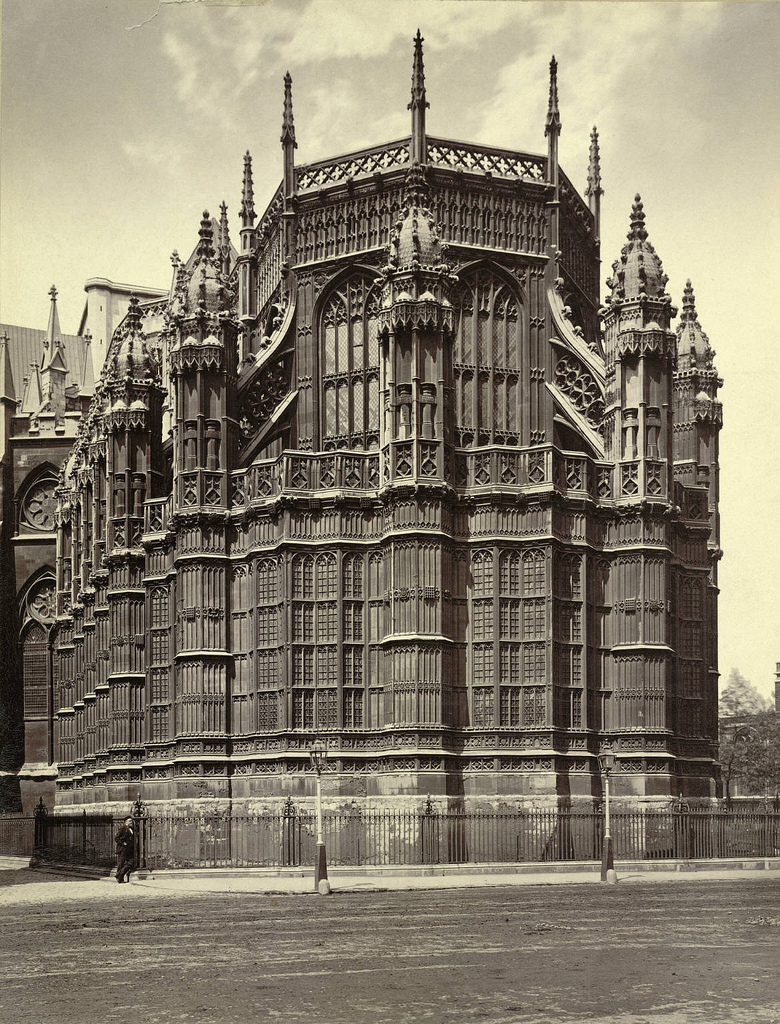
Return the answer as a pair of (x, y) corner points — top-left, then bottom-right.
(0, 283), (166, 813)
(46, 38), (722, 812)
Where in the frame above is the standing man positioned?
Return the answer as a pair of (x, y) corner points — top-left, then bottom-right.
(115, 816), (135, 883)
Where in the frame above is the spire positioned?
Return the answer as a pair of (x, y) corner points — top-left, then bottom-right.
(281, 71), (297, 149)
(0, 331), (15, 403)
(545, 56), (561, 138)
(218, 201), (231, 276)
(585, 126), (603, 235)
(281, 73), (297, 198)
(41, 285), (68, 374)
(196, 210), (216, 262)
(21, 363), (42, 415)
(408, 29), (429, 164)
(241, 151), (256, 227)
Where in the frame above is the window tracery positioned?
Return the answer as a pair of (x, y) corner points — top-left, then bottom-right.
(321, 275), (381, 450)
(453, 271), (522, 446)
(22, 623), (49, 718)
(19, 470), (60, 533)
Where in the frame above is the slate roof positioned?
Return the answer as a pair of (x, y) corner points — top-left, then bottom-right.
(0, 323), (88, 401)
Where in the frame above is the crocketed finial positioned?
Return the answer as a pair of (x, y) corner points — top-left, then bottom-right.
(196, 210), (215, 261)
(125, 294), (142, 334)
(42, 283), (64, 367)
(281, 71), (297, 148)
(241, 150), (255, 227)
(410, 30), (428, 111)
(545, 55), (561, 137)
(409, 29), (429, 164)
(628, 194), (648, 242)
(680, 279), (697, 323)
(218, 201), (231, 276)
(586, 126), (603, 197)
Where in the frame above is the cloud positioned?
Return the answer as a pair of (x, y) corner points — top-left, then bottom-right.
(121, 138), (186, 172)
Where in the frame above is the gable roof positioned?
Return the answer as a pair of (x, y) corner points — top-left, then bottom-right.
(0, 323), (88, 402)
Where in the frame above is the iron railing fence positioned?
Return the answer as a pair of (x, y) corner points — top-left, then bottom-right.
(0, 816), (35, 858)
(28, 807), (780, 871)
(135, 808), (780, 871)
(33, 810), (120, 868)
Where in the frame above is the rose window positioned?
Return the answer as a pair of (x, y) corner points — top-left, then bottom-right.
(23, 481), (58, 531)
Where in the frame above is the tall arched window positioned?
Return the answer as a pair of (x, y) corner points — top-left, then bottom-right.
(453, 270), (523, 447)
(19, 571), (56, 724)
(321, 274), (381, 450)
(22, 624), (49, 718)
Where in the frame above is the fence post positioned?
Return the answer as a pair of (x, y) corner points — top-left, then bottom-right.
(282, 797), (297, 867)
(420, 795), (439, 865)
(82, 810), (88, 864)
(33, 797), (48, 863)
(132, 795), (149, 877)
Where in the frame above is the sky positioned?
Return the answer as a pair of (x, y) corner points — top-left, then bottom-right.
(1, 0), (779, 698)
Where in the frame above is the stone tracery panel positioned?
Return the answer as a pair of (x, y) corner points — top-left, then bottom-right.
(553, 353), (604, 428)
(452, 271), (523, 447)
(320, 274), (382, 451)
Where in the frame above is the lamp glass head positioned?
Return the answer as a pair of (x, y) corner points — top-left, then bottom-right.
(309, 742), (328, 770)
(598, 748), (615, 773)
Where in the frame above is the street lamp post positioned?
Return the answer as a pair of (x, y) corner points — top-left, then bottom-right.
(309, 742), (329, 893)
(598, 747), (616, 884)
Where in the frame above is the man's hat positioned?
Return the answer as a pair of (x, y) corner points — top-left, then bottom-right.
(124, 817), (133, 824)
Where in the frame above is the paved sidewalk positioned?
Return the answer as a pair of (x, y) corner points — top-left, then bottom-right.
(0, 858), (777, 905)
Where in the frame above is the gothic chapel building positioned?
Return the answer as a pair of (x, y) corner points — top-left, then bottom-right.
(34, 36), (723, 811)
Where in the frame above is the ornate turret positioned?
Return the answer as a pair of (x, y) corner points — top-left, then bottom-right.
(169, 208), (239, 510)
(673, 279), (722, 540)
(409, 30), (429, 165)
(379, 166), (454, 459)
(585, 126), (603, 236)
(601, 196), (676, 500)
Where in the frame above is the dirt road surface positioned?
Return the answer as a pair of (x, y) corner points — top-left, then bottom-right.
(0, 871), (778, 1024)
